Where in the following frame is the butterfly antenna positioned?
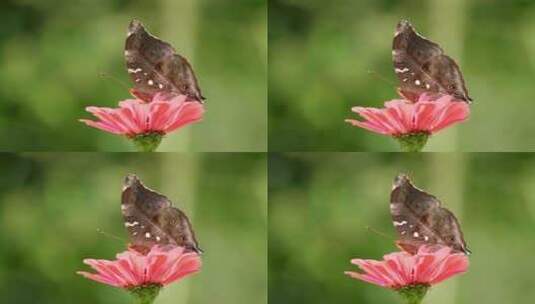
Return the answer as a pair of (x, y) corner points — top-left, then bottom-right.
(98, 71), (130, 90)
(365, 226), (395, 241)
(96, 228), (126, 243)
(367, 69), (396, 87)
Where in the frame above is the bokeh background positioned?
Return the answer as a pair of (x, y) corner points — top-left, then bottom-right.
(0, 0), (266, 151)
(0, 153), (267, 304)
(269, 153), (535, 303)
(269, 0), (535, 151)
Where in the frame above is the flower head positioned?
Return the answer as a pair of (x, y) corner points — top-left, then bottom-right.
(77, 245), (201, 289)
(80, 93), (204, 151)
(81, 93), (204, 137)
(345, 245), (468, 289)
(346, 93), (470, 137)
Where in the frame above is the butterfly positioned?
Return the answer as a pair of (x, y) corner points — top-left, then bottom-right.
(121, 174), (202, 254)
(124, 19), (205, 103)
(392, 20), (472, 103)
(390, 174), (470, 255)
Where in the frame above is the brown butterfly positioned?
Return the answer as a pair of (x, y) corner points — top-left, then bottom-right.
(390, 174), (470, 255)
(121, 174), (202, 254)
(392, 20), (472, 103)
(125, 19), (205, 103)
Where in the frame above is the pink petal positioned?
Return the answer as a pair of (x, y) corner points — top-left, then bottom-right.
(149, 102), (174, 130)
(77, 271), (122, 287)
(430, 103), (470, 133)
(344, 271), (389, 287)
(84, 259), (131, 287)
(351, 259), (397, 287)
(430, 256), (469, 284)
(164, 102), (204, 132)
(345, 119), (391, 135)
(351, 107), (398, 135)
(413, 103), (437, 131)
(161, 254), (202, 284)
(85, 107), (130, 134)
(383, 252), (413, 285)
(79, 119), (123, 135)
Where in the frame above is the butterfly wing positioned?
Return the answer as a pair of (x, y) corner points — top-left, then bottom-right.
(121, 174), (202, 254)
(390, 174), (441, 254)
(427, 207), (470, 254)
(161, 207), (202, 253)
(125, 20), (204, 102)
(167, 54), (205, 102)
(390, 174), (469, 254)
(392, 20), (471, 102)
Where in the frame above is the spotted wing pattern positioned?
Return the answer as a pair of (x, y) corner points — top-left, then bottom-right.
(125, 20), (205, 102)
(390, 174), (470, 255)
(392, 20), (471, 102)
(121, 174), (202, 254)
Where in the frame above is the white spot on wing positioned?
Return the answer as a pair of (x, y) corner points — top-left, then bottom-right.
(415, 80), (421, 86)
(395, 67), (409, 73)
(424, 236), (429, 241)
(413, 232), (419, 238)
(145, 232), (151, 239)
(148, 80), (154, 86)
(128, 68), (142, 74)
(158, 84), (164, 89)
(393, 220), (408, 227)
(156, 236), (161, 242)
(425, 83), (431, 89)
(124, 221), (139, 227)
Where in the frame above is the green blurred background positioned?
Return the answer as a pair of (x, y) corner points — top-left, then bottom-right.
(0, 153), (267, 304)
(269, 153), (535, 303)
(269, 0), (535, 151)
(0, 0), (266, 151)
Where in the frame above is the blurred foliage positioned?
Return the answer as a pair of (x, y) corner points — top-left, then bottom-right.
(269, 153), (535, 304)
(0, 153), (267, 304)
(269, 0), (535, 151)
(0, 0), (267, 151)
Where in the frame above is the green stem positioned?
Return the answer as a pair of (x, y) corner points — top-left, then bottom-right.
(132, 132), (164, 152)
(395, 132), (430, 152)
(129, 284), (162, 304)
(397, 284), (429, 304)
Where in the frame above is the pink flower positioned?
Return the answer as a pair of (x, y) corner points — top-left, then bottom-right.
(77, 245), (201, 288)
(345, 94), (469, 136)
(345, 245), (468, 289)
(80, 94), (204, 137)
